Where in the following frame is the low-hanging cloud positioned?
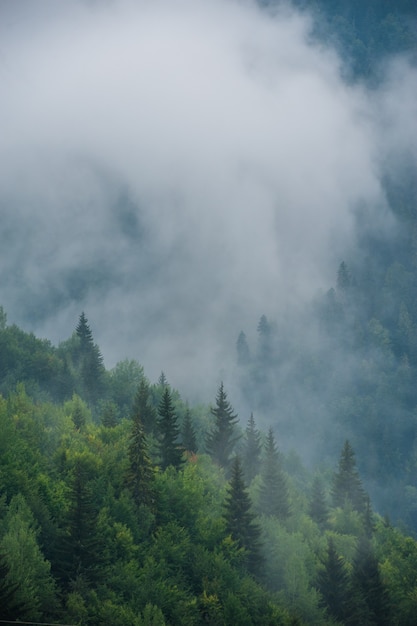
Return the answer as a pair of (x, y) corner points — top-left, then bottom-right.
(0, 0), (415, 399)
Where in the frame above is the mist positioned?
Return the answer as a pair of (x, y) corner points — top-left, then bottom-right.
(0, 0), (415, 401)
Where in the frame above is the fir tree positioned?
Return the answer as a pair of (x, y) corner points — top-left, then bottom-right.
(0, 551), (30, 620)
(242, 413), (262, 484)
(132, 378), (157, 435)
(317, 537), (350, 624)
(348, 535), (391, 625)
(223, 456), (263, 576)
(182, 407), (197, 454)
(126, 406), (154, 508)
(258, 428), (290, 520)
(206, 382), (239, 470)
(308, 476), (328, 529)
(74, 312), (105, 406)
(101, 400), (118, 428)
(332, 440), (368, 514)
(158, 387), (184, 470)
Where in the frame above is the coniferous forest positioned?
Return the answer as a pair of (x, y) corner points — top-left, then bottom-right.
(0, 0), (417, 624)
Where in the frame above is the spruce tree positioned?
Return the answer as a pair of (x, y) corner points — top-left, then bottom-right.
(258, 428), (290, 520)
(182, 407), (197, 454)
(74, 312), (105, 406)
(126, 406), (154, 508)
(332, 440), (368, 514)
(242, 413), (262, 484)
(132, 378), (157, 435)
(317, 537), (350, 624)
(158, 387), (184, 470)
(236, 331), (250, 366)
(206, 383), (239, 470)
(223, 456), (263, 576)
(0, 552), (30, 620)
(348, 535), (391, 625)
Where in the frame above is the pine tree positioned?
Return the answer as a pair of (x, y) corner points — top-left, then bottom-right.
(308, 477), (328, 529)
(348, 535), (391, 625)
(0, 551), (30, 620)
(223, 456), (263, 576)
(74, 312), (105, 406)
(242, 413), (262, 484)
(132, 378), (157, 435)
(332, 440), (368, 514)
(257, 314), (273, 364)
(182, 407), (197, 454)
(206, 383), (239, 471)
(317, 537), (350, 623)
(126, 406), (154, 508)
(158, 387), (184, 470)
(258, 428), (290, 520)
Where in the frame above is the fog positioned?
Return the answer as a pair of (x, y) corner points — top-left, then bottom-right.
(0, 0), (415, 401)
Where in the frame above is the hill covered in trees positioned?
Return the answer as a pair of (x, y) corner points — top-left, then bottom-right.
(1, 311), (417, 624)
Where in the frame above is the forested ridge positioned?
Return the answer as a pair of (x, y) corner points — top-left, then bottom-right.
(1, 309), (417, 625)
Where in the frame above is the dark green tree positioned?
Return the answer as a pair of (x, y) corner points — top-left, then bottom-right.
(59, 455), (104, 588)
(206, 383), (239, 471)
(258, 428), (290, 520)
(101, 400), (118, 428)
(308, 476), (329, 529)
(158, 387), (184, 471)
(317, 537), (350, 624)
(126, 405), (154, 508)
(332, 440), (368, 514)
(348, 535), (391, 625)
(132, 378), (157, 435)
(242, 413), (262, 484)
(223, 456), (263, 576)
(182, 407), (197, 454)
(0, 551), (30, 620)
(74, 312), (105, 406)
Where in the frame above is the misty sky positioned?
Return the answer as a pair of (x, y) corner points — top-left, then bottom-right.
(0, 0), (416, 400)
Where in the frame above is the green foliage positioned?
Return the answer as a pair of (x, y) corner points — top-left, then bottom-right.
(332, 440), (368, 515)
(258, 428), (290, 520)
(242, 412), (262, 484)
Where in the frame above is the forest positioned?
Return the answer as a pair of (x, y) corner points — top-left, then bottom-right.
(0, 0), (416, 624)
(1, 309), (417, 625)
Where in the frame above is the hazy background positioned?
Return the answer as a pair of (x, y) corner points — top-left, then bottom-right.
(0, 0), (415, 402)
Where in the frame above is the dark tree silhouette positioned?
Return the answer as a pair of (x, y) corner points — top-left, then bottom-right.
(317, 537), (350, 623)
(242, 413), (262, 484)
(126, 405), (154, 508)
(223, 456), (263, 576)
(206, 383), (239, 471)
(182, 407), (197, 454)
(258, 428), (290, 520)
(332, 440), (368, 514)
(158, 387), (184, 471)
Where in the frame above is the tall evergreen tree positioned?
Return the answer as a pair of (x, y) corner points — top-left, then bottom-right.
(132, 378), (157, 435)
(0, 551), (30, 620)
(317, 537), (350, 624)
(158, 387), (184, 471)
(206, 383), (239, 471)
(332, 440), (368, 514)
(74, 312), (105, 406)
(182, 407), (197, 454)
(348, 535), (391, 625)
(126, 405), (154, 508)
(258, 428), (290, 520)
(242, 413), (262, 484)
(308, 476), (329, 529)
(223, 456), (263, 576)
